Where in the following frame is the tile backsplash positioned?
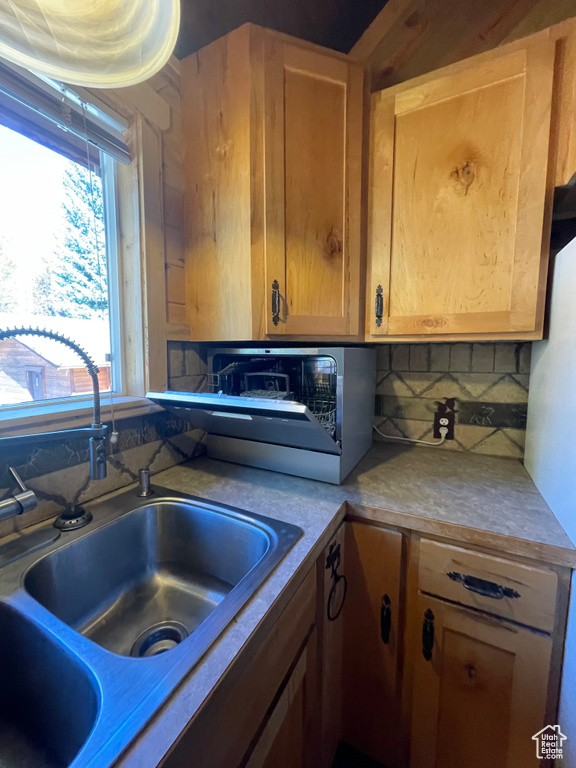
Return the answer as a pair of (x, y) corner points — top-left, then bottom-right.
(0, 411), (204, 537)
(374, 342), (531, 459)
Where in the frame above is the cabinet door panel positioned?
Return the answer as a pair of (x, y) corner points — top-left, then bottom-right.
(285, 68), (346, 321)
(247, 649), (308, 768)
(367, 42), (555, 338)
(265, 42), (362, 336)
(409, 594), (553, 768)
(343, 522), (404, 766)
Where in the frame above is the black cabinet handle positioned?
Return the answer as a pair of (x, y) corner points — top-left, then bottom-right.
(422, 608), (434, 661)
(381, 594), (391, 644)
(447, 571), (521, 600)
(271, 280), (280, 326)
(326, 542), (347, 622)
(375, 284), (383, 327)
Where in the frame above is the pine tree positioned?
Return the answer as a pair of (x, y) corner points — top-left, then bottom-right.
(51, 161), (108, 319)
(0, 240), (16, 313)
(32, 260), (56, 317)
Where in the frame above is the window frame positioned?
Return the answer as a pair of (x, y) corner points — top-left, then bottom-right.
(0, 75), (171, 435)
(101, 150), (124, 397)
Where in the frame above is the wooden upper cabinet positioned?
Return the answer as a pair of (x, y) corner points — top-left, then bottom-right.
(367, 39), (557, 340)
(181, 24), (363, 341)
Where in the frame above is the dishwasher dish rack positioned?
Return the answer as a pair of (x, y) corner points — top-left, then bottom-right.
(299, 387), (337, 438)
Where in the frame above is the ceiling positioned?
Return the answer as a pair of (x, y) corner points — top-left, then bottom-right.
(174, 0), (388, 59)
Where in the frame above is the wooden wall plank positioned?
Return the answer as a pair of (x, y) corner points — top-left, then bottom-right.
(163, 185), (184, 231)
(166, 264), (186, 305)
(165, 225), (185, 267)
(167, 302), (187, 326)
(502, 0), (576, 44)
(137, 116), (168, 392)
(350, 0), (576, 92)
(350, 0), (414, 61)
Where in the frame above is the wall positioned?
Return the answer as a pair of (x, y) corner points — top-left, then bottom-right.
(525, 240), (576, 766)
(353, 0), (576, 92)
(375, 341), (531, 458)
(90, 60), (185, 337)
(167, 341), (208, 391)
(151, 67), (187, 336)
(118, 59), (188, 341)
(148, 66), (188, 339)
(525, 242), (576, 539)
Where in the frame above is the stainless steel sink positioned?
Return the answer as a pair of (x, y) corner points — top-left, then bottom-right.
(0, 484), (302, 767)
(0, 602), (98, 768)
(25, 499), (273, 657)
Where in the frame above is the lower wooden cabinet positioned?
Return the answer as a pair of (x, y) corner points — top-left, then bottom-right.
(161, 519), (568, 768)
(339, 522), (567, 768)
(407, 593), (553, 768)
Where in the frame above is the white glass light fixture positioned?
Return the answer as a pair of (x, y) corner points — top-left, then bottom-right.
(0, 0), (180, 88)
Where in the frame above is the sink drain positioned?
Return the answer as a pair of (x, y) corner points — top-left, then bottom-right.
(130, 621), (189, 658)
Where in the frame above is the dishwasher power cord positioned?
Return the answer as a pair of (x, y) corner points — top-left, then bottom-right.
(373, 424), (449, 447)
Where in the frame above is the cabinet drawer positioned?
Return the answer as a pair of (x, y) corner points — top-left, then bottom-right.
(418, 539), (557, 632)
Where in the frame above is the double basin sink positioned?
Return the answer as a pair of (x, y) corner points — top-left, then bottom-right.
(0, 485), (302, 768)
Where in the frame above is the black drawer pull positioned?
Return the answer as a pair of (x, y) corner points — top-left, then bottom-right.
(422, 608), (434, 661)
(447, 571), (521, 600)
(380, 594), (391, 644)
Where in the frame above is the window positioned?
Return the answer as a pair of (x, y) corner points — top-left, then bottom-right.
(0, 61), (128, 412)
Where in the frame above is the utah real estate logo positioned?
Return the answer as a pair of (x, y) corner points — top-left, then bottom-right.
(532, 725), (567, 760)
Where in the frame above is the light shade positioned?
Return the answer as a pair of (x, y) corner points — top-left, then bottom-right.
(0, 0), (180, 88)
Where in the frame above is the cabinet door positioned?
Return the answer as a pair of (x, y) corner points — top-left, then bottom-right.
(264, 39), (363, 336)
(408, 594), (553, 768)
(342, 522), (404, 766)
(246, 639), (313, 768)
(367, 41), (555, 339)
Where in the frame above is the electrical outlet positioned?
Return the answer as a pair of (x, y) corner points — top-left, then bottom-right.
(433, 398), (457, 440)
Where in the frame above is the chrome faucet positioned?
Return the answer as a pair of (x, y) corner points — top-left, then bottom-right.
(0, 327), (108, 493)
(0, 467), (37, 522)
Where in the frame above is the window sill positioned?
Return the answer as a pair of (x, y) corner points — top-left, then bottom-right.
(0, 396), (162, 437)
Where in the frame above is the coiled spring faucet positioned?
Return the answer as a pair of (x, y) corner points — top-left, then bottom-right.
(0, 327), (108, 499)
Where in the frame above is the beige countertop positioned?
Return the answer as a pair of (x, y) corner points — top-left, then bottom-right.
(118, 444), (575, 767)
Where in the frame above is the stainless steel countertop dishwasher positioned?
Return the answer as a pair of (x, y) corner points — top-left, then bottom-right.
(0, 484), (302, 768)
